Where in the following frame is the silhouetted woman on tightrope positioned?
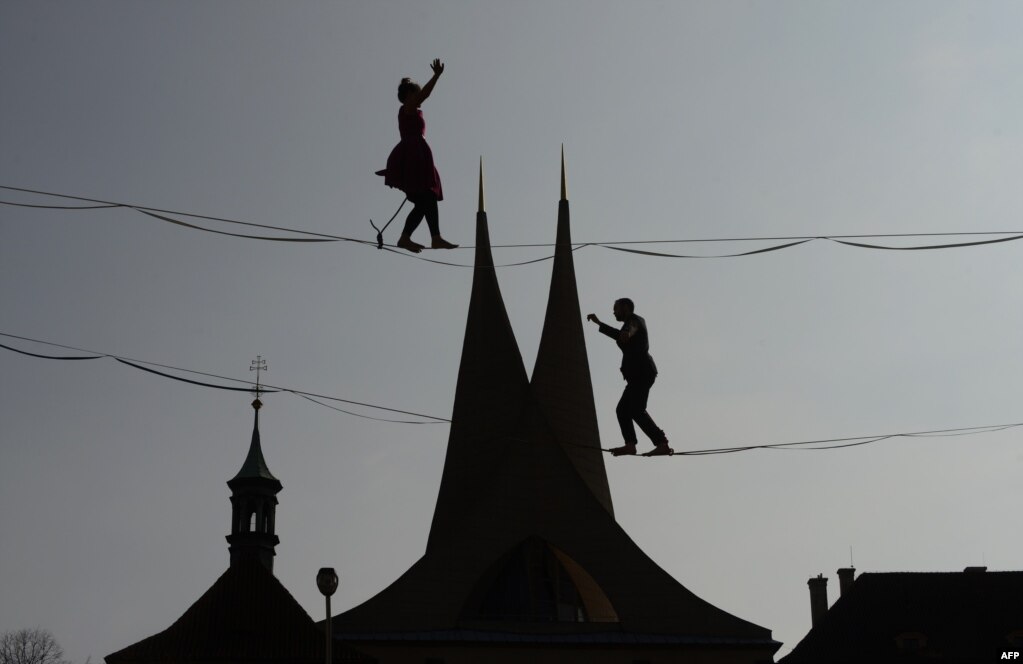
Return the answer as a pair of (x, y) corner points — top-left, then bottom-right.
(376, 58), (458, 253)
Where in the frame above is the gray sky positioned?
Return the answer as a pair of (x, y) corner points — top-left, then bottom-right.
(2, 1), (1022, 660)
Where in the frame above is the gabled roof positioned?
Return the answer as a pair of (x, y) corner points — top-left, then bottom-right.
(105, 557), (372, 663)
(781, 571), (1023, 663)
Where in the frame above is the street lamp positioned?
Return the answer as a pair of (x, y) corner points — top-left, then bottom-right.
(316, 567), (339, 664)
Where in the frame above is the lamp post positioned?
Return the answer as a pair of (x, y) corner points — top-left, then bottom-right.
(316, 567), (339, 664)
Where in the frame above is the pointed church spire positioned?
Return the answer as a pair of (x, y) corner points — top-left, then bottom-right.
(227, 362), (282, 572)
(561, 144), (567, 201)
(532, 148), (613, 515)
(428, 166), (530, 549)
(232, 357), (277, 482)
(230, 398), (279, 482)
(478, 156), (485, 213)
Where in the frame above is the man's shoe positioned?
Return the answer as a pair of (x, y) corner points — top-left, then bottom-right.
(642, 444), (674, 457)
(611, 443), (637, 456)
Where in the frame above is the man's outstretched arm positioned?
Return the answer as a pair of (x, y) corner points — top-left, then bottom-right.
(586, 314), (621, 341)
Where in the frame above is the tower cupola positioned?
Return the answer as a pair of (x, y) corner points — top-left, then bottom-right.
(226, 358), (282, 572)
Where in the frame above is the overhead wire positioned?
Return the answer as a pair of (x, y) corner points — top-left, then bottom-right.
(0, 187), (561, 268)
(589, 421), (1023, 457)
(291, 391), (437, 424)
(5, 185), (1023, 266)
(0, 185), (363, 243)
(5, 187), (1023, 449)
(4, 332), (1022, 455)
(0, 331), (449, 424)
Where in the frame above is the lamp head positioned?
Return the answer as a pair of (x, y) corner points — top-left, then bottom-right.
(316, 567), (339, 597)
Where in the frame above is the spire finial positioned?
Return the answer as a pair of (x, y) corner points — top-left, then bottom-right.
(560, 144), (567, 201)
(250, 355), (267, 409)
(478, 156), (485, 213)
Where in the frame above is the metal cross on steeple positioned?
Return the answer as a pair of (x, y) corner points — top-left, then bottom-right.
(250, 355), (268, 404)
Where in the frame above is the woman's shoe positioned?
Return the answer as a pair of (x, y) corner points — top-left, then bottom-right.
(431, 235), (459, 249)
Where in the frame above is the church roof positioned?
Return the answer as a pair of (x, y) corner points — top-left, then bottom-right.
(333, 158), (777, 653)
(781, 570), (1023, 663)
(105, 557), (372, 663)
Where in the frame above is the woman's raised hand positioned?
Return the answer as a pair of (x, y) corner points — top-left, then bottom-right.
(431, 58), (445, 76)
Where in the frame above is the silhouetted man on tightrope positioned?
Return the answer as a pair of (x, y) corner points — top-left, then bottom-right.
(587, 298), (673, 457)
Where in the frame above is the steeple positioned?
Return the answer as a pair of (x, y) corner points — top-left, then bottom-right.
(560, 143), (568, 201)
(226, 363), (282, 572)
(478, 156), (485, 213)
(428, 158), (530, 549)
(531, 148), (613, 514)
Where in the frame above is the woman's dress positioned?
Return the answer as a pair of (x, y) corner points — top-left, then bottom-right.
(376, 109), (443, 200)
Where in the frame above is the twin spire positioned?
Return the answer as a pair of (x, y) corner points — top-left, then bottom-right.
(477, 143), (567, 212)
(336, 150), (776, 649)
(429, 147), (611, 551)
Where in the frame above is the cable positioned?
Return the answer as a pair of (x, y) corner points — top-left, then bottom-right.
(0, 185), (372, 244)
(0, 199), (121, 210)
(0, 331), (450, 423)
(113, 357), (273, 393)
(0, 341), (102, 360)
(599, 239), (813, 259)
(586, 421), (1023, 457)
(369, 197), (408, 249)
(291, 391), (444, 424)
(0, 188), (566, 268)
(136, 209), (336, 243)
(6, 185), (1023, 258)
(5, 331), (1022, 457)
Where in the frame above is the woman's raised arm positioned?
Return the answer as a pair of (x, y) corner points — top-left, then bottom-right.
(402, 59), (444, 112)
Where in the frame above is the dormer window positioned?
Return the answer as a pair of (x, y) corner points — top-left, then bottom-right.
(465, 537), (618, 623)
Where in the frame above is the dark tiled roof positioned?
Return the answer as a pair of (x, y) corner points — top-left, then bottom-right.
(105, 558), (371, 663)
(781, 571), (1023, 663)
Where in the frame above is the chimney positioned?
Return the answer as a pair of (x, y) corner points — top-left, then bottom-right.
(808, 574), (828, 627)
(837, 567), (855, 597)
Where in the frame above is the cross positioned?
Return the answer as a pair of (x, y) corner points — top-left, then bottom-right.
(250, 355), (268, 399)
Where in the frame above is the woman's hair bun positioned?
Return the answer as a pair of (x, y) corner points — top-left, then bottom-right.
(397, 77), (419, 102)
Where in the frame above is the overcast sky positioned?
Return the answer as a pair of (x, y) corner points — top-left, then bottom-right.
(3, 1), (1023, 660)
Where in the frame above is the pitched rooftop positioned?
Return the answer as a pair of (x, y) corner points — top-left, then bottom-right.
(782, 570), (1023, 663)
(107, 396), (372, 664)
(106, 557), (371, 664)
